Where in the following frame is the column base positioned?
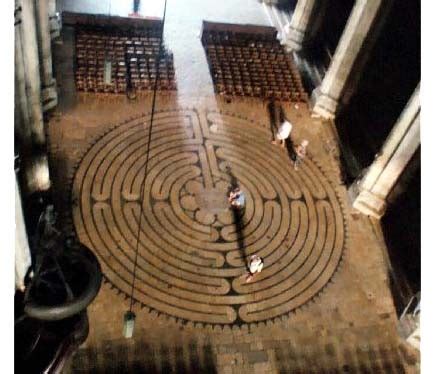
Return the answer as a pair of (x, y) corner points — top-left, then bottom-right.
(310, 87), (338, 120)
(348, 183), (386, 219)
(50, 28), (60, 39)
(42, 80), (58, 111)
(282, 27), (305, 51)
(49, 16), (61, 39)
(25, 154), (51, 194)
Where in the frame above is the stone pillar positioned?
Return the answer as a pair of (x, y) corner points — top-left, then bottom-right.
(48, 0), (60, 39)
(36, 0), (58, 111)
(349, 84), (420, 219)
(15, 15), (32, 146)
(260, 0), (291, 42)
(17, 0), (46, 146)
(15, 175), (32, 291)
(282, 0), (317, 51)
(16, 1), (51, 194)
(311, 0), (385, 119)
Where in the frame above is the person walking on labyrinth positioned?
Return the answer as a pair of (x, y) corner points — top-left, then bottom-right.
(272, 118), (293, 148)
(294, 139), (309, 170)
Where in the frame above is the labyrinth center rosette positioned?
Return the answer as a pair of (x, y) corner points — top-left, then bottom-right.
(72, 109), (345, 326)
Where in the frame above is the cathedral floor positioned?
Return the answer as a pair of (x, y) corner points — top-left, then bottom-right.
(48, 93), (418, 373)
(48, 0), (419, 372)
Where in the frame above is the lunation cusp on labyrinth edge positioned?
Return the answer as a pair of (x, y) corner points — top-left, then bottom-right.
(71, 109), (345, 327)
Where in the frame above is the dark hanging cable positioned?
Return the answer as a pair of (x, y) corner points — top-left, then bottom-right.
(129, 0), (168, 313)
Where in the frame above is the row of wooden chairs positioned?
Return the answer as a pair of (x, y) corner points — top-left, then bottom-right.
(77, 28), (161, 40)
(76, 80), (176, 93)
(202, 31), (276, 45)
(213, 80), (303, 91)
(214, 83), (307, 100)
(206, 45), (285, 55)
(211, 63), (301, 74)
(213, 69), (302, 81)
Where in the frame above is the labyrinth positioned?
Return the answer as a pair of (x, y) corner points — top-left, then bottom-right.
(71, 108), (346, 327)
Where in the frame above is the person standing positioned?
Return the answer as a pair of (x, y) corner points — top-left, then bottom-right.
(129, 0), (143, 17)
(294, 139), (309, 170)
(272, 119), (293, 148)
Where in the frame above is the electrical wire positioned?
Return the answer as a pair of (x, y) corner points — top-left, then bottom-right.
(129, 0), (168, 313)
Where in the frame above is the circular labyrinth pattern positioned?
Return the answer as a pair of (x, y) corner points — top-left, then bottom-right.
(71, 109), (346, 327)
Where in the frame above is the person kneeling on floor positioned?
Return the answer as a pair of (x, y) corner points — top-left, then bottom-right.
(228, 187), (246, 210)
(294, 139), (309, 170)
(246, 254), (264, 283)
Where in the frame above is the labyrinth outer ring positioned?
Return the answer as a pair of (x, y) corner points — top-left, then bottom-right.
(71, 109), (346, 327)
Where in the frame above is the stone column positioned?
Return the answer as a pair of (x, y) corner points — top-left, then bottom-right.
(260, 0), (291, 41)
(16, 0), (51, 194)
(36, 0), (58, 111)
(48, 0), (60, 39)
(15, 175), (32, 291)
(349, 84), (420, 219)
(282, 0), (317, 51)
(17, 0), (46, 146)
(311, 0), (385, 119)
(15, 14), (32, 146)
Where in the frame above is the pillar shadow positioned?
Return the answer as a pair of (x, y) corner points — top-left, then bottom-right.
(267, 99), (278, 141)
(284, 137), (296, 165)
(225, 166), (249, 271)
(71, 338), (218, 373)
(267, 98), (287, 141)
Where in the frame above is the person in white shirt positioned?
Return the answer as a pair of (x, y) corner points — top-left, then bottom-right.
(245, 254), (264, 283)
(272, 119), (292, 148)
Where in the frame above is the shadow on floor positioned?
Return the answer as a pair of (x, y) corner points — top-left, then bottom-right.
(274, 339), (413, 374)
(284, 137), (296, 166)
(70, 338), (217, 373)
(225, 166), (249, 271)
(267, 99), (282, 142)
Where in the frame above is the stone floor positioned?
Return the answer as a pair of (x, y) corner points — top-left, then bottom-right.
(47, 1), (420, 372)
(50, 95), (419, 373)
